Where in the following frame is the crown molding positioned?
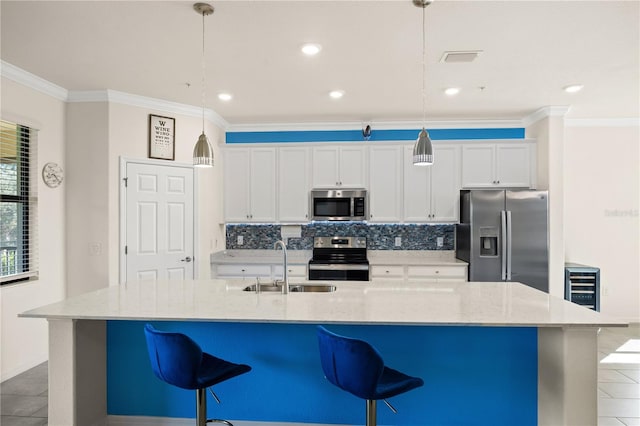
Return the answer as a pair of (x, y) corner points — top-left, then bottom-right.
(521, 106), (572, 127)
(67, 89), (230, 129)
(1, 60), (68, 101)
(2, 61), (229, 129)
(565, 118), (640, 128)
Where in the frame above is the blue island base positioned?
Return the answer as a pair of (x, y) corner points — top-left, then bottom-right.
(107, 321), (537, 425)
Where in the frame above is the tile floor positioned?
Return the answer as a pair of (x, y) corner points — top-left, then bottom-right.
(1, 324), (639, 426)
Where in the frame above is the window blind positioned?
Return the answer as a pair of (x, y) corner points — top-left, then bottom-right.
(1, 119), (38, 284)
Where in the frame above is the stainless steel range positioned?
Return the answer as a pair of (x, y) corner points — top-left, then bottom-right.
(308, 236), (369, 281)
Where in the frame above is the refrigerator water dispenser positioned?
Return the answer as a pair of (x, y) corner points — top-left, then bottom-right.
(479, 227), (498, 256)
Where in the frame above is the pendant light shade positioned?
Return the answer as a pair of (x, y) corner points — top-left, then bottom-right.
(413, 0), (433, 166)
(413, 128), (433, 165)
(193, 2), (214, 168)
(193, 132), (214, 167)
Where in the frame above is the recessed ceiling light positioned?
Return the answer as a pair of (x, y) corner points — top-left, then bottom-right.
(445, 87), (460, 96)
(329, 90), (345, 99)
(564, 84), (584, 93)
(218, 93), (232, 101)
(301, 43), (322, 56)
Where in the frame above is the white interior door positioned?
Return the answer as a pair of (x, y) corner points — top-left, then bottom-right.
(125, 162), (194, 282)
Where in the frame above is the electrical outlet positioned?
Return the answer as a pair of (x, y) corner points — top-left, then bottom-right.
(437, 237), (444, 248)
(394, 237), (402, 247)
(237, 235), (244, 245)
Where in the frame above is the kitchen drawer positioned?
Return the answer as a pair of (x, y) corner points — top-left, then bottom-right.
(407, 265), (467, 280)
(274, 264), (307, 279)
(215, 264), (272, 279)
(371, 265), (405, 279)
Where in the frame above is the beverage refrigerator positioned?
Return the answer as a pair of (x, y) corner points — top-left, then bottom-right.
(455, 189), (549, 292)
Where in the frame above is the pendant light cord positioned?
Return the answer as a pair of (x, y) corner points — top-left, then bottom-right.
(421, 3), (426, 127)
(201, 10), (206, 134)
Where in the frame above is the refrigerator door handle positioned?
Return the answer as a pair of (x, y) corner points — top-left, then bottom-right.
(506, 210), (513, 281)
(501, 210), (507, 280)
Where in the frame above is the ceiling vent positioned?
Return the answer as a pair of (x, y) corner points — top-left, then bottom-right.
(440, 50), (482, 63)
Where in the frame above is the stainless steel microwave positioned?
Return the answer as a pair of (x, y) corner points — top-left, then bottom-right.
(310, 188), (368, 221)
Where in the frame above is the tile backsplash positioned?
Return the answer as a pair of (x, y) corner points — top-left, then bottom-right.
(226, 223), (454, 250)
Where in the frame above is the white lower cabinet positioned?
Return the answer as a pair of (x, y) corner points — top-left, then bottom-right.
(213, 263), (307, 281)
(371, 264), (467, 282)
(407, 265), (467, 282)
(370, 265), (405, 281)
(213, 264), (272, 280)
(274, 264), (307, 281)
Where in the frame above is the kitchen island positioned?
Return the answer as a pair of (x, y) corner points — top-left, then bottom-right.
(21, 279), (626, 426)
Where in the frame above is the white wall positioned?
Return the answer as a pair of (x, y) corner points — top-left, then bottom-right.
(527, 115), (566, 298)
(65, 100), (225, 293)
(65, 102), (110, 297)
(564, 125), (639, 321)
(0, 78), (66, 380)
(107, 102), (225, 282)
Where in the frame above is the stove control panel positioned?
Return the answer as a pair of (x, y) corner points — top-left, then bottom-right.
(313, 236), (367, 249)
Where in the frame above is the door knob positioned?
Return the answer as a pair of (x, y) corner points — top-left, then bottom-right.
(181, 256), (192, 263)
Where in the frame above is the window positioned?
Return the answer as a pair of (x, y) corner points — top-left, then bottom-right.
(1, 120), (38, 284)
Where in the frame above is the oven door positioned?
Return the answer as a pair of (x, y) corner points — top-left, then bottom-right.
(308, 263), (369, 281)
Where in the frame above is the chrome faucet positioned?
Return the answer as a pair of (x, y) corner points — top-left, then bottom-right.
(274, 240), (289, 294)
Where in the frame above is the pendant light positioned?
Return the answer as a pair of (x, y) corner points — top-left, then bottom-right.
(193, 3), (214, 167)
(412, 0), (434, 166)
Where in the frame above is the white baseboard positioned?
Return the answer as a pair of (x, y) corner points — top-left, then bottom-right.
(107, 416), (349, 426)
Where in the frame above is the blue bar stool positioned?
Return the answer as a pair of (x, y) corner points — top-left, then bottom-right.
(144, 324), (251, 426)
(317, 326), (424, 426)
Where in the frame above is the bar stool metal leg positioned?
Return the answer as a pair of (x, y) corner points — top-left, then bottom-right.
(366, 399), (377, 426)
(195, 388), (234, 426)
(196, 388), (207, 426)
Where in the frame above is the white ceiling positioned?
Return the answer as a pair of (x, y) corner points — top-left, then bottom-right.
(1, 1), (638, 126)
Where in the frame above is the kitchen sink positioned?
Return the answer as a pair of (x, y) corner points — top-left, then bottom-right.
(289, 284), (336, 293)
(243, 283), (283, 292)
(242, 283), (336, 293)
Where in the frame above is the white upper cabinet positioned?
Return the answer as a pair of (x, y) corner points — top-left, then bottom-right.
(495, 143), (532, 187)
(369, 145), (403, 222)
(224, 147), (276, 222)
(311, 145), (367, 188)
(461, 141), (534, 188)
(278, 147), (311, 222)
(403, 144), (460, 222)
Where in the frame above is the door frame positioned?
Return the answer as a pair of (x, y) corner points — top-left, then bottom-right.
(118, 157), (199, 284)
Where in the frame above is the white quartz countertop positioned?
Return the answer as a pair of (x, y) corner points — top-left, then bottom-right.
(210, 250), (467, 266)
(21, 279), (625, 328)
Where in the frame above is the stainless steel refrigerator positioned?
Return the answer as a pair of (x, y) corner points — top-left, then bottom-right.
(455, 189), (549, 292)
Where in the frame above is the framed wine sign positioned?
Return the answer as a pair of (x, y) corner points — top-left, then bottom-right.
(148, 114), (175, 160)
